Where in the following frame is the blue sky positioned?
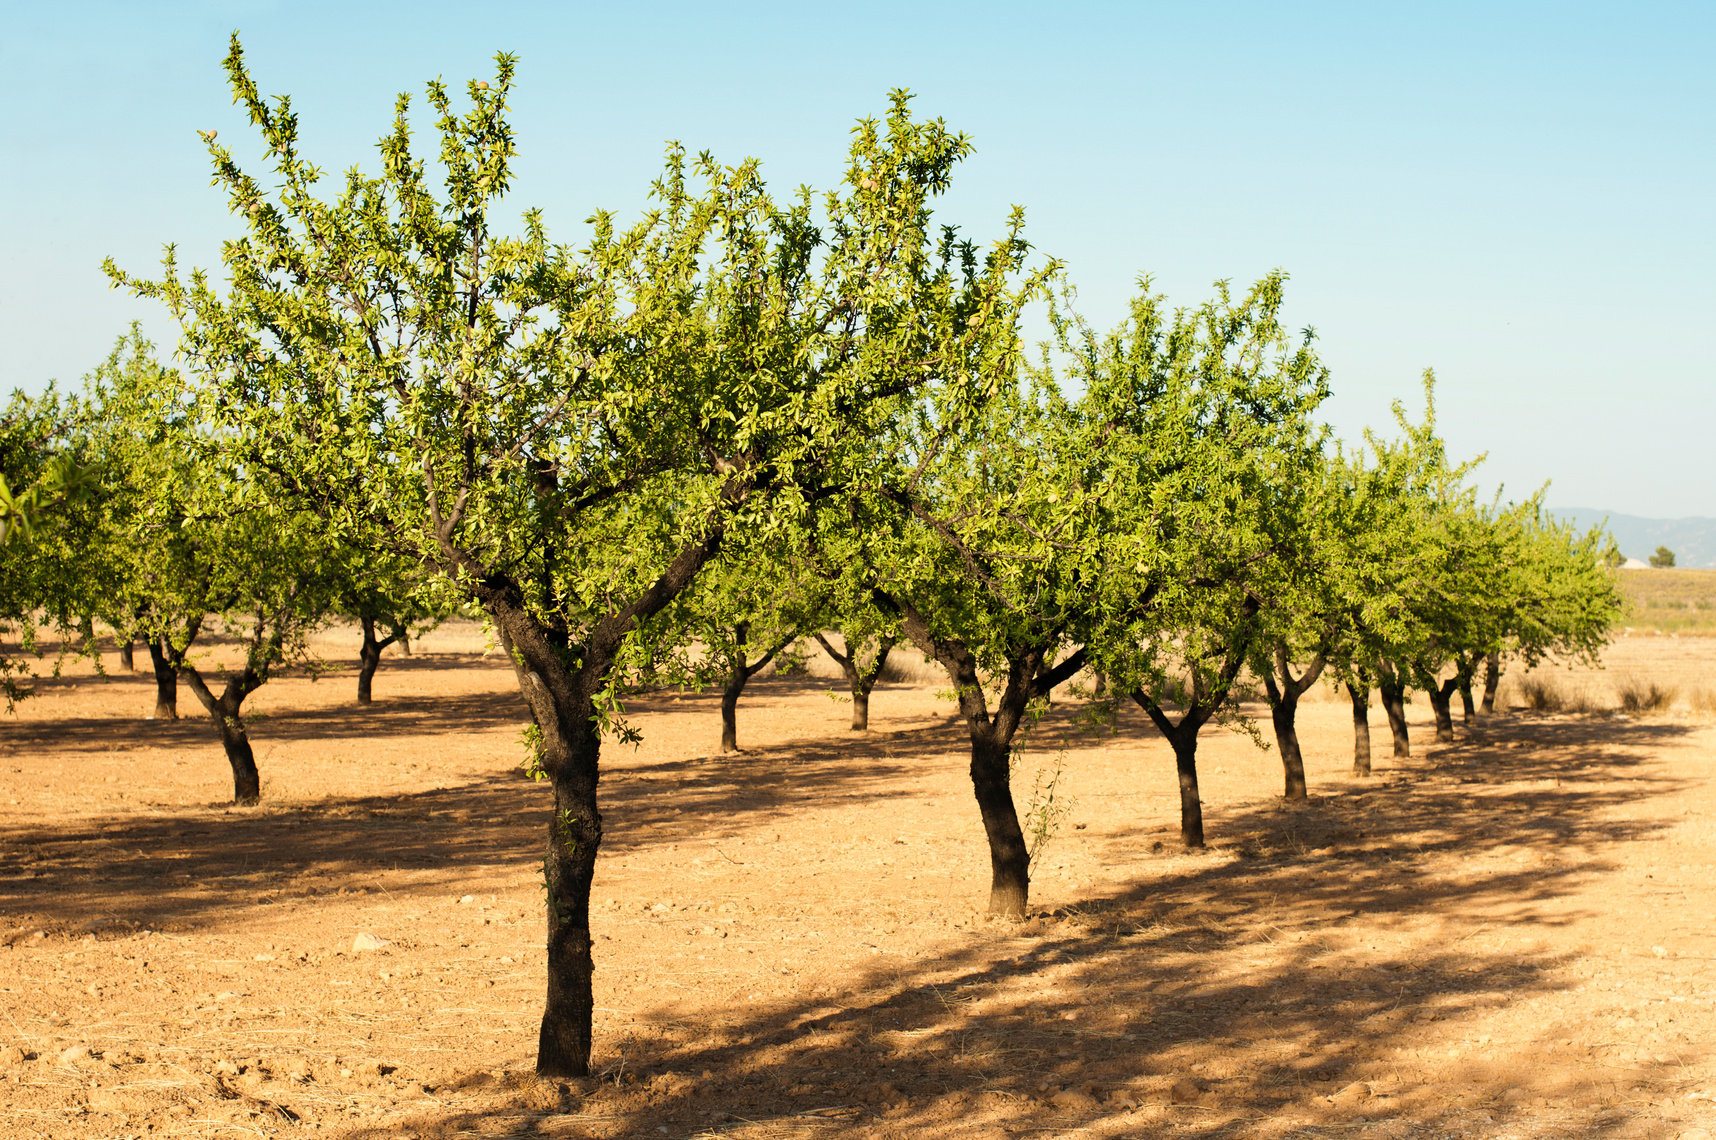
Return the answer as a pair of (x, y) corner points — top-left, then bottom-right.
(4, 1), (1711, 515)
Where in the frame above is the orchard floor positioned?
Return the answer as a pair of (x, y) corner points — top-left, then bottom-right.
(3, 626), (1716, 1140)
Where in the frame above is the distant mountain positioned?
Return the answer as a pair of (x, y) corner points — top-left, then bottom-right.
(1550, 509), (1716, 569)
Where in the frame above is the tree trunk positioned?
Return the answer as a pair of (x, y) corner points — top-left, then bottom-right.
(217, 706), (262, 805)
(495, 622), (608, 1080)
(1346, 681), (1372, 776)
(719, 664), (746, 753)
(1379, 672), (1409, 758)
(1272, 693), (1307, 800)
(849, 638), (893, 730)
(358, 614), (382, 704)
(181, 665), (264, 806)
(117, 639), (135, 672)
(1134, 694), (1223, 849)
(1171, 730), (1205, 848)
(538, 728), (602, 1079)
(1429, 678), (1457, 743)
(970, 734), (1030, 916)
(1458, 681), (1476, 724)
(1263, 646), (1323, 801)
(146, 637), (179, 720)
(815, 632), (894, 732)
(79, 617), (99, 668)
(850, 684), (871, 732)
(1481, 651), (1502, 713)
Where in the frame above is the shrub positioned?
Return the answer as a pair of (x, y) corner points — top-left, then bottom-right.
(1518, 675), (1599, 714)
(1650, 545), (1677, 569)
(1519, 676), (1564, 712)
(1617, 678), (1678, 714)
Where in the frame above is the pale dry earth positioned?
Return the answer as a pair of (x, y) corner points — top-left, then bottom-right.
(1, 624), (1714, 1139)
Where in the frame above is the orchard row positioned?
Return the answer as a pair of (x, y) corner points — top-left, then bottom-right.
(0, 37), (1620, 1077)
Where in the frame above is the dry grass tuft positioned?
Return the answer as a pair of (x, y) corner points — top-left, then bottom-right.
(1517, 675), (1600, 715)
(1616, 677), (1678, 714)
(1688, 687), (1716, 717)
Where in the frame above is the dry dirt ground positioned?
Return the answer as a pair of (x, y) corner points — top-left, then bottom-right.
(3, 624), (1716, 1140)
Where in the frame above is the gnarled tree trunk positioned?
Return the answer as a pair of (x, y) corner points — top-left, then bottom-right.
(117, 639), (135, 672)
(146, 637), (179, 720)
(882, 592), (1085, 918)
(969, 733), (1030, 916)
(1377, 663), (1410, 758)
(812, 631), (896, 731)
(1262, 645), (1326, 801)
(1420, 672), (1460, 743)
(717, 621), (797, 754)
(1481, 651), (1502, 714)
(357, 612), (407, 704)
(181, 665), (265, 805)
(1347, 679), (1372, 776)
(1131, 603), (1257, 848)
(473, 519), (724, 1078)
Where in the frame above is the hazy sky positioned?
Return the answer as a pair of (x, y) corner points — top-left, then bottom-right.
(4, 1), (1711, 516)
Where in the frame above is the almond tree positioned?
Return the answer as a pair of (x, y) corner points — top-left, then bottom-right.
(111, 38), (1034, 1074)
(336, 547), (451, 705)
(844, 372), (1098, 917)
(0, 391), (94, 708)
(1073, 273), (1329, 848)
(811, 618), (898, 731)
(682, 534), (823, 754)
(64, 328), (204, 721)
(73, 331), (338, 797)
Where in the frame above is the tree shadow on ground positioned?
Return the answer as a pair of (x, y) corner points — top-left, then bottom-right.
(0, 707), (950, 935)
(328, 712), (1701, 1140)
(2, 682), (1702, 1138)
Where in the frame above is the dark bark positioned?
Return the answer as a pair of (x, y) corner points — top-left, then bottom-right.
(1261, 645), (1326, 801)
(181, 662), (265, 806)
(1458, 680), (1476, 724)
(356, 612), (407, 705)
(1130, 596), (1259, 848)
(455, 509), (727, 1078)
(1347, 680), (1372, 776)
(1427, 677), (1458, 743)
(1171, 734), (1204, 847)
(717, 620), (796, 754)
(1377, 664), (1410, 758)
(1133, 692), (1219, 849)
(146, 637), (179, 720)
(812, 631), (896, 731)
(879, 591), (1087, 917)
(117, 639), (135, 672)
(970, 734), (1030, 916)
(719, 668), (745, 753)
(1481, 651), (1502, 714)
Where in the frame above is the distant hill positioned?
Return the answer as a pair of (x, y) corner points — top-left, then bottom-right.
(1550, 508), (1716, 569)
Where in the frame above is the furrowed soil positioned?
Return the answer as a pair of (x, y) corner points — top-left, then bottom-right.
(3, 624), (1716, 1140)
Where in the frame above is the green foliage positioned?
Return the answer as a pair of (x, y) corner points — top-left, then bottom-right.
(1062, 272), (1330, 728)
(0, 455), (92, 548)
(0, 386), (103, 707)
(1013, 744), (1075, 865)
(1650, 545), (1676, 569)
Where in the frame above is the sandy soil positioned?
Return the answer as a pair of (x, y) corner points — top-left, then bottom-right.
(2, 624), (1715, 1140)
